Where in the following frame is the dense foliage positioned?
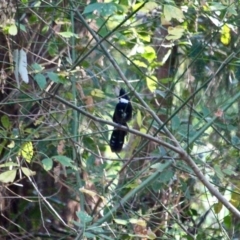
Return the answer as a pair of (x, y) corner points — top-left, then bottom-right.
(0, 0), (240, 239)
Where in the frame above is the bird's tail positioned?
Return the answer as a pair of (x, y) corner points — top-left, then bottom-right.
(110, 124), (128, 153)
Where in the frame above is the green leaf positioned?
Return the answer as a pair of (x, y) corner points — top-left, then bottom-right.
(146, 76), (157, 92)
(83, 3), (103, 14)
(91, 89), (105, 98)
(147, 229), (157, 239)
(0, 162), (19, 168)
(34, 73), (47, 90)
(171, 115), (181, 131)
(214, 165), (224, 180)
(58, 32), (79, 38)
(222, 167), (235, 176)
(151, 162), (172, 172)
(31, 63), (43, 71)
(19, 23), (26, 32)
(166, 26), (185, 40)
(209, 2), (226, 11)
(21, 167), (36, 177)
(42, 158), (53, 171)
(231, 136), (240, 145)
(133, 60), (147, 68)
(8, 24), (18, 35)
(161, 48), (172, 65)
(141, 46), (156, 63)
(136, 110), (142, 128)
(47, 72), (60, 83)
(158, 169), (174, 183)
(76, 211), (92, 223)
(163, 5), (185, 22)
(53, 155), (76, 169)
(230, 192), (240, 208)
(214, 202), (223, 214)
(0, 170), (17, 183)
(223, 215), (232, 229)
(19, 142), (34, 163)
(83, 2), (122, 16)
(114, 219), (128, 225)
(84, 232), (96, 238)
(1, 115), (11, 129)
(138, 2), (158, 13)
(220, 24), (231, 45)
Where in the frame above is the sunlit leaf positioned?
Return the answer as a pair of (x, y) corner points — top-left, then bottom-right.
(230, 192), (240, 207)
(0, 162), (19, 168)
(133, 60), (147, 68)
(114, 219), (128, 225)
(161, 49), (172, 65)
(166, 26), (185, 40)
(8, 24), (17, 35)
(140, 128), (147, 134)
(227, 5), (237, 16)
(80, 187), (107, 204)
(7, 141), (15, 148)
(146, 76), (157, 92)
(19, 49), (29, 83)
(19, 142), (34, 163)
(220, 24), (231, 45)
(129, 218), (146, 227)
(141, 2), (158, 12)
(141, 46), (156, 63)
(13, 49), (29, 86)
(147, 228), (157, 239)
(80, 188), (97, 198)
(21, 167), (36, 177)
(0, 170), (17, 183)
(164, 5), (185, 22)
(91, 89), (105, 98)
(209, 2), (226, 11)
(136, 110), (142, 128)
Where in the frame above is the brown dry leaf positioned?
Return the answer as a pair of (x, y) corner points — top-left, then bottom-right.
(80, 187), (97, 198)
(84, 95), (94, 112)
(80, 187), (107, 205)
(147, 228), (157, 239)
(214, 109), (224, 118)
(57, 140), (65, 155)
(53, 164), (61, 183)
(53, 23), (61, 33)
(133, 223), (147, 235)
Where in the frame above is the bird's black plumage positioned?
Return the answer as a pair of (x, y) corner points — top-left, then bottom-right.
(109, 125), (127, 153)
(110, 88), (132, 152)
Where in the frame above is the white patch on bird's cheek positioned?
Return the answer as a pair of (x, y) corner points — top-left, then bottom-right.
(119, 98), (129, 104)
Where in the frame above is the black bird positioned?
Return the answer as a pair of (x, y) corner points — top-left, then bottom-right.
(110, 88), (132, 152)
